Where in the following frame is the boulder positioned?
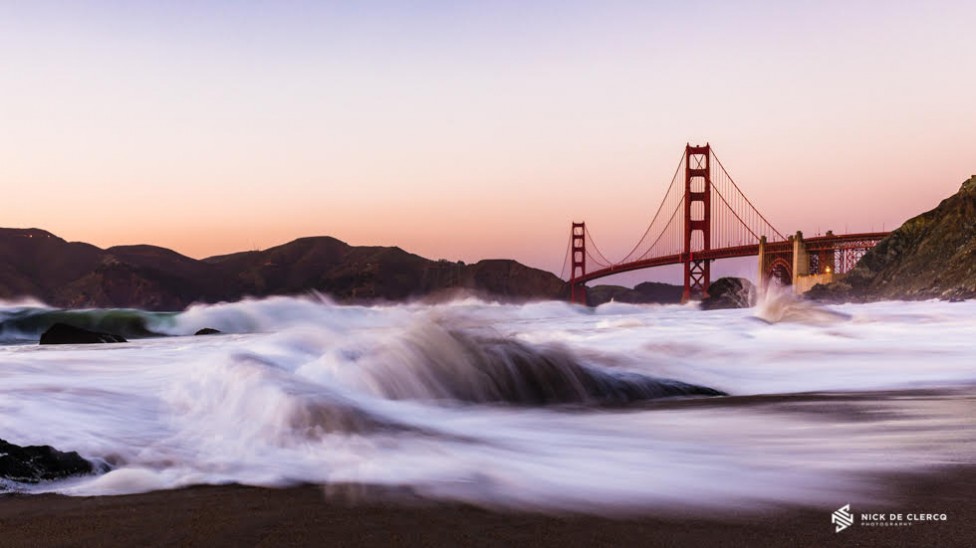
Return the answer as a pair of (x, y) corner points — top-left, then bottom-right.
(194, 328), (221, 336)
(0, 438), (94, 483)
(700, 277), (756, 310)
(39, 322), (127, 345)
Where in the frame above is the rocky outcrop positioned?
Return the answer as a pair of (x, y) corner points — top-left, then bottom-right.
(0, 438), (95, 483)
(808, 175), (976, 302)
(39, 323), (128, 345)
(700, 277), (756, 310)
(194, 328), (221, 335)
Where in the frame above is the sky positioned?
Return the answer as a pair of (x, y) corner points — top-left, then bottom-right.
(2, 1), (974, 284)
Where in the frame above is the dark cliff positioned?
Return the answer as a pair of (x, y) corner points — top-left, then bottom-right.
(808, 175), (976, 302)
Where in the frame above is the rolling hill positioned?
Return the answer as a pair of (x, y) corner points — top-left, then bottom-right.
(0, 229), (567, 310)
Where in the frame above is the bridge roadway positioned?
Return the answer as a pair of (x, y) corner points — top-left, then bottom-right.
(573, 232), (890, 285)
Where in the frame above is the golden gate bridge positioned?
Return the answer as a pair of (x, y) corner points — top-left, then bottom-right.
(561, 144), (888, 304)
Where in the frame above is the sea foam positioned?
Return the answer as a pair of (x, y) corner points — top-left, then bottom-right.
(1, 295), (974, 513)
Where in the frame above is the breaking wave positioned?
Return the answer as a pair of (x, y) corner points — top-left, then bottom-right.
(0, 304), (175, 341)
(3, 295), (975, 513)
(344, 325), (725, 405)
(752, 283), (850, 325)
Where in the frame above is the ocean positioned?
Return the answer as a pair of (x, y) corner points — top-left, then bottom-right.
(1, 289), (974, 514)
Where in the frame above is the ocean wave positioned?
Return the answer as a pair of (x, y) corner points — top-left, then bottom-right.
(0, 305), (176, 341)
(4, 295), (976, 512)
(753, 283), (850, 325)
(338, 324), (725, 405)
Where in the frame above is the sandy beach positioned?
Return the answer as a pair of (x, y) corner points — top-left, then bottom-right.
(2, 466), (973, 547)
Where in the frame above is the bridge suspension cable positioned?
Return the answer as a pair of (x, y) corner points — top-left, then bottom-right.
(583, 229), (614, 268)
(616, 152), (687, 264)
(572, 144), (786, 277)
(710, 150), (786, 243)
(559, 232), (572, 280)
(634, 196), (684, 260)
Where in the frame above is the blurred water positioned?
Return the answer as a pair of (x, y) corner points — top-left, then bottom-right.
(1, 294), (974, 513)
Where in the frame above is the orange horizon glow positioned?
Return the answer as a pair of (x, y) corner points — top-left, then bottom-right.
(2, 2), (974, 284)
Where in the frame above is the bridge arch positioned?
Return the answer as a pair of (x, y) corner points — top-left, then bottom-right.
(766, 257), (792, 286)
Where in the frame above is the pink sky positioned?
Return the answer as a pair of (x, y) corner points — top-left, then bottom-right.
(2, 2), (974, 283)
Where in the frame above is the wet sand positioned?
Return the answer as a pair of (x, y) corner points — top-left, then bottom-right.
(2, 389), (975, 547)
(1, 467), (973, 548)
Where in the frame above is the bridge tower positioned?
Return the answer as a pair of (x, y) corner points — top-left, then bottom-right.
(683, 144), (712, 301)
(569, 222), (587, 304)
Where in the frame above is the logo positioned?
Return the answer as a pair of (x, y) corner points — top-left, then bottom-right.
(832, 504), (854, 533)
(830, 504), (948, 533)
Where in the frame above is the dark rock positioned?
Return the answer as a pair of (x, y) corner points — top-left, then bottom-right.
(39, 322), (127, 345)
(809, 175), (976, 302)
(0, 438), (94, 483)
(194, 328), (221, 335)
(700, 277), (756, 310)
(806, 280), (857, 303)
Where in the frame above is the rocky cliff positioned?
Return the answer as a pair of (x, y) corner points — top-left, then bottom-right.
(808, 175), (976, 302)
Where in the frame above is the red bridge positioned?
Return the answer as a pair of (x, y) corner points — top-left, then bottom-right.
(563, 144), (888, 304)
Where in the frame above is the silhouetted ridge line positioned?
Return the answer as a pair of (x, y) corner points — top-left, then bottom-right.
(0, 230), (566, 309)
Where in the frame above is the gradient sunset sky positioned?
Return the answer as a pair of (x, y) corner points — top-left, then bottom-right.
(2, 1), (974, 281)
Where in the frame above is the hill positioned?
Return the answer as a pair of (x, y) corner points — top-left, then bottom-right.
(808, 175), (976, 302)
(586, 282), (683, 306)
(0, 230), (566, 310)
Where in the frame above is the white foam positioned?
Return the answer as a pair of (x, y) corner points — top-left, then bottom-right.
(1, 296), (974, 512)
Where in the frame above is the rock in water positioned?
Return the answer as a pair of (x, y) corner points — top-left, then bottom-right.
(194, 327), (221, 335)
(0, 438), (94, 483)
(39, 322), (127, 344)
(700, 277), (756, 310)
(808, 175), (976, 302)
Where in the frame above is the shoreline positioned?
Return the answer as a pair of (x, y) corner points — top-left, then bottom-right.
(2, 467), (974, 547)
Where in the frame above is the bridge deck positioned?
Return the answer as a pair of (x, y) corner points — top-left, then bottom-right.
(573, 232), (888, 284)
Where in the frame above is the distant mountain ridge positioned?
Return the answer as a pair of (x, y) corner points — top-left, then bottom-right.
(0, 229), (567, 310)
(586, 282), (683, 305)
